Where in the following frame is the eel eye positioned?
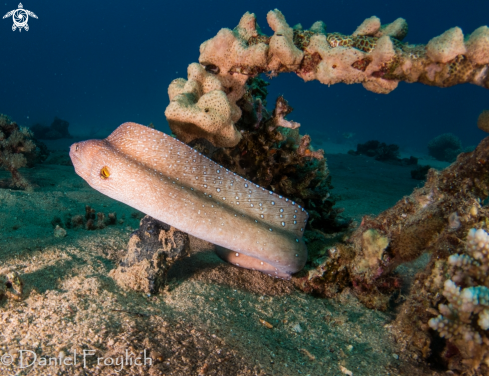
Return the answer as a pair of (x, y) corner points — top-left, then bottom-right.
(100, 166), (110, 179)
(75, 144), (79, 151)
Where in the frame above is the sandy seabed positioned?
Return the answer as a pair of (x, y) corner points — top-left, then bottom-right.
(0, 139), (449, 376)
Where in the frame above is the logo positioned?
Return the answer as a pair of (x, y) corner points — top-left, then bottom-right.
(3, 3), (37, 32)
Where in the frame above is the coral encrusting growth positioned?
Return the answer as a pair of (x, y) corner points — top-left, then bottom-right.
(296, 135), (489, 311)
(0, 114), (47, 189)
(166, 10), (489, 148)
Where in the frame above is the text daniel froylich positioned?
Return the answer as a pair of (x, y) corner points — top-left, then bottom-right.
(1, 349), (153, 372)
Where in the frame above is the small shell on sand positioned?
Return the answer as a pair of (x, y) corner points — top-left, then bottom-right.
(53, 224), (67, 238)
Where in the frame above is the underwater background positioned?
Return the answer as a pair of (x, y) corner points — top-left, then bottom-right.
(0, 0), (488, 150)
(2, 1), (489, 375)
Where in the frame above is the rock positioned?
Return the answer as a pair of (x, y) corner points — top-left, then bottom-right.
(410, 165), (431, 180)
(0, 270), (23, 301)
(109, 215), (190, 294)
(54, 225), (67, 238)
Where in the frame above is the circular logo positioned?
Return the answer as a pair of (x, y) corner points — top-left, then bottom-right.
(12, 9), (28, 28)
(1, 353), (13, 365)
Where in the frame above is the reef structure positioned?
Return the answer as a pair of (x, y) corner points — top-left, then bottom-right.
(165, 10), (489, 148)
(296, 135), (489, 310)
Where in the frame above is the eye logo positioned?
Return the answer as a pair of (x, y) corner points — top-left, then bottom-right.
(3, 3), (38, 32)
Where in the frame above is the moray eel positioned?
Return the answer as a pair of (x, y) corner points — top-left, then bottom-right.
(69, 123), (308, 279)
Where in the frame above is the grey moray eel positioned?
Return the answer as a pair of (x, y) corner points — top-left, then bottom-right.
(69, 122), (308, 279)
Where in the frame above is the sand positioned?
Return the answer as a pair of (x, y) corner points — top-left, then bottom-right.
(0, 140), (449, 376)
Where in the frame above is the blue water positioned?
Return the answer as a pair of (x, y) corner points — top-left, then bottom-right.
(1, 0), (488, 151)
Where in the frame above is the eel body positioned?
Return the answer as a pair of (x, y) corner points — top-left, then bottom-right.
(69, 123), (308, 278)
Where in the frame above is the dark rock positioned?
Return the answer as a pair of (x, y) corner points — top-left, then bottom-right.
(352, 140), (418, 166)
(355, 140), (400, 161)
(410, 165), (431, 180)
(29, 117), (72, 140)
(50, 117), (72, 138)
(30, 123), (50, 139)
(85, 219), (95, 230)
(70, 215), (84, 228)
(96, 212), (106, 229)
(107, 212), (117, 225)
(403, 156), (418, 166)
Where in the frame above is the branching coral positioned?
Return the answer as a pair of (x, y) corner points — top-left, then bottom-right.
(426, 228), (489, 372)
(166, 10), (489, 147)
(0, 114), (40, 189)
